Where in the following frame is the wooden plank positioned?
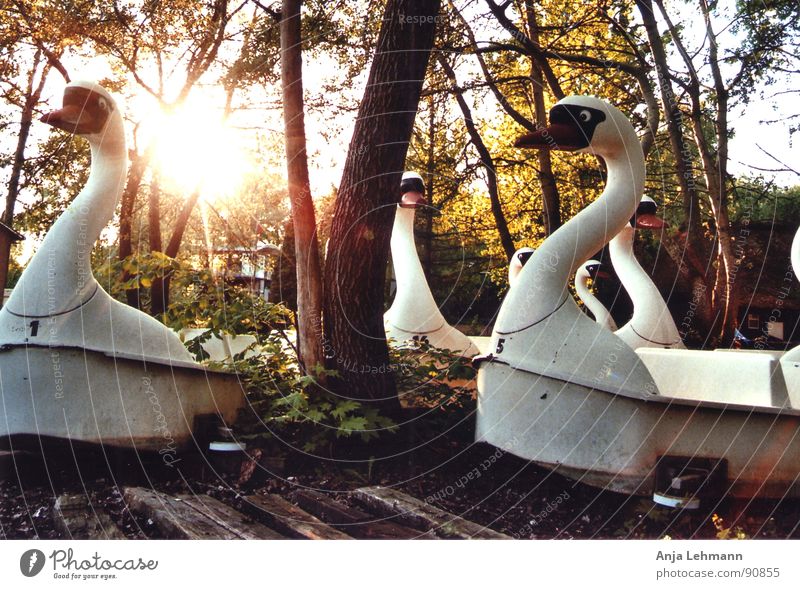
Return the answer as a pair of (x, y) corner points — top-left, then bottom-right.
(294, 489), (433, 539)
(123, 487), (283, 540)
(242, 494), (352, 540)
(175, 494), (284, 540)
(53, 494), (126, 539)
(353, 486), (510, 540)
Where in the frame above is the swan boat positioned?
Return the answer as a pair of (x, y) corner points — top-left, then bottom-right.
(574, 259), (617, 331)
(610, 196), (683, 350)
(475, 96), (800, 502)
(0, 81), (244, 452)
(385, 172), (479, 356)
(574, 196), (683, 346)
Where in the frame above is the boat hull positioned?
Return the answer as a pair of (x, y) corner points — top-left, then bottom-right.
(477, 360), (800, 498)
(0, 346), (245, 452)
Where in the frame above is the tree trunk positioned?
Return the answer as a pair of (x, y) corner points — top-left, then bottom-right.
(323, 0), (441, 411)
(268, 217), (298, 311)
(700, 0), (736, 342)
(438, 56), (516, 260)
(524, 2), (560, 235)
(637, 0), (713, 336)
(148, 172), (162, 253)
(1, 51), (52, 293)
(637, 0), (702, 245)
(118, 147), (153, 309)
(422, 95), (435, 278)
(147, 172), (164, 316)
(281, 0), (326, 377)
(149, 189), (201, 317)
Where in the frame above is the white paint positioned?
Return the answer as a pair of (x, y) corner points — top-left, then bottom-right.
(637, 347), (788, 407)
(384, 172), (478, 356)
(0, 81), (244, 448)
(610, 221), (684, 349)
(0, 81), (193, 362)
(482, 96), (656, 399)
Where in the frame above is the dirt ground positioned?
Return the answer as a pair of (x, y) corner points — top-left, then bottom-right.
(2, 421), (799, 540)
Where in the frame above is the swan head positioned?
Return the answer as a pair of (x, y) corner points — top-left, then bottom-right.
(508, 246), (535, 286)
(40, 80), (123, 144)
(514, 96), (636, 158)
(581, 259), (611, 281)
(630, 195), (665, 230)
(399, 171), (426, 208)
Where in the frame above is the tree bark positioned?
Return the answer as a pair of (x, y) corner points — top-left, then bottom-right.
(637, 0), (702, 244)
(280, 0), (326, 376)
(323, 0), (441, 411)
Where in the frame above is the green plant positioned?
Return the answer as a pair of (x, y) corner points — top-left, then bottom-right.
(98, 252), (478, 454)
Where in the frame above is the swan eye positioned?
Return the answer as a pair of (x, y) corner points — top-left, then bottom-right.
(579, 110), (592, 122)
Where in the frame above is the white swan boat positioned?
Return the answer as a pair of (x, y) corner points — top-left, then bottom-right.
(610, 196), (684, 350)
(385, 172), (479, 356)
(574, 259), (617, 331)
(0, 81), (244, 452)
(476, 96), (800, 502)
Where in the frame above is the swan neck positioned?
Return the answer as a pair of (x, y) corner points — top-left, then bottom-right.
(496, 137), (645, 332)
(387, 205), (442, 331)
(5, 129), (128, 316)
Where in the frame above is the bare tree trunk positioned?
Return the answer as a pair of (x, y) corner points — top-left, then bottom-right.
(438, 56), (516, 260)
(323, 0), (441, 411)
(281, 0), (325, 376)
(637, 0), (713, 335)
(147, 172), (165, 316)
(700, 0), (736, 342)
(652, 0), (737, 342)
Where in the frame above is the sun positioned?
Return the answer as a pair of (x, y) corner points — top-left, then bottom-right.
(146, 93), (253, 203)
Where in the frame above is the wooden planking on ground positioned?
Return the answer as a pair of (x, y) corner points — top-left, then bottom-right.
(123, 487), (283, 539)
(353, 486), (510, 539)
(53, 494), (126, 539)
(242, 494), (352, 540)
(175, 494), (285, 539)
(294, 489), (434, 539)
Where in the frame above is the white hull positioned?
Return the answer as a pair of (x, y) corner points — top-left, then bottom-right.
(0, 346), (244, 451)
(477, 360), (800, 498)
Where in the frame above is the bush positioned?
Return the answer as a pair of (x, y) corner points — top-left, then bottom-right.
(100, 252), (478, 455)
